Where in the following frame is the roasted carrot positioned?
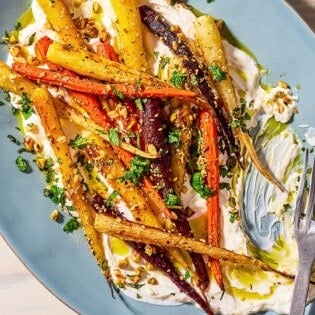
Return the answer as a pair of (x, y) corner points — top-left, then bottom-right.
(12, 62), (196, 99)
(96, 43), (119, 62)
(34, 38), (113, 130)
(35, 36), (53, 62)
(199, 110), (224, 290)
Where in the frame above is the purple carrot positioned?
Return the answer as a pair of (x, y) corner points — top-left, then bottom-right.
(141, 98), (209, 290)
(141, 98), (173, 199)
(139, 5), (240, 163)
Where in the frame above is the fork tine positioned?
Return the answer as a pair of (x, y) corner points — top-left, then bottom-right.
(294, 150), (309, 234)
(305, 157), (315, 229)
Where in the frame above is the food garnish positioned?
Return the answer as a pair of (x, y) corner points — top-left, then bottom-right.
(0, 0), (305, 314)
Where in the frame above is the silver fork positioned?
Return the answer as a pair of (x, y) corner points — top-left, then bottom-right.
(290, 150), (315, 315)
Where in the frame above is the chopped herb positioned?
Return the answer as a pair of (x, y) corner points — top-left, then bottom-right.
(220, 182), (231, 190)
(160, 55), (170, 69)
(165, 192), (180, 206)
(136, 293), (142, 299)
(14, 22), (22, 30)
(112, 87), (125, 100)
(128, 131), (136, 139)
(0, 31), (10, 45)
(0, 100), (5, 106)
(136, 78), (142, 90)
(208, 64), (227, 83)
(7, 134), (21, 145)
(153, 51), (159, 60)
(63, 217), (81, 233)
(128, 283), (145, 289)
(3, 90), (11, 102)
(20, 93), (34, 119)
(283, 204), (291, 212)
(190, 74), (198, 86)
(220, 165), (232, 178)
(27, 32), (36, 45)
(105, 190), (120, 207)
(45, 157), (54, 169)
(121, 156), (150, 185)
(229, 212), (239, 223)
(11, 106), (19, 116)
(170, 70), (187, 88)
(184, 270), (191, 280)
(46, 169), (56, 183)
(15, 155), (32, 173)
(206, 0), (215, 3)
(229, 196), (237, 208)
(190, 172), (214, 199)
(167, 128), (180, 147)
(108, 128), (120, 146)
(135, 98), (144, 111)
(64, 43), (72, 50)
(85, 162), (94, 174)
(231, 100), (250, 132)
(44, 185), (66, 205)
(69, 135), (88, 149)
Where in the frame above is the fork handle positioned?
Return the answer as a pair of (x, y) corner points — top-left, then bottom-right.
(289, 258), (313, 315)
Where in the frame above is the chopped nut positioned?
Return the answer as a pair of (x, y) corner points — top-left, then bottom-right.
(93, 2), (101, 13)
(25, 123), (39, 133)
(73, 0), (83, 7)
(118, 258), (129, 268)
(50, 209), (59, 221)
(9, 45), (21, 57)
(131, 251), (142, 263)
(144, 244), (155, 256)
(147, 277), (158, 285)
(145, 263), (154, 271)
(34, 142), (43, 153)
(57, 135), (66, 143)
(23, 135), (35, 152)
(35, 157), (46, 170)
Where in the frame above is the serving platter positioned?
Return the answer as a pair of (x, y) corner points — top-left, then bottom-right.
(1, 0), (315, 314)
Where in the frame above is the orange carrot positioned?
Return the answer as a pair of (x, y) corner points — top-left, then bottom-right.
(96, 43), (119, 62)
(12, 62), (196, 99)
(35, 36), (53, 62)
(199, 110), (224, 290)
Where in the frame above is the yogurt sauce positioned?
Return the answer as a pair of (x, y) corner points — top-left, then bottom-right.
(10, 0), (312, 314)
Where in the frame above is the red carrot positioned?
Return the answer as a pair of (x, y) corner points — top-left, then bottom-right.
(199, 109), (223, 290)
(12, 62), (196, 99)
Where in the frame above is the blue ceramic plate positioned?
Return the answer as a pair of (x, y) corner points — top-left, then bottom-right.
(0, 1), (315, 314)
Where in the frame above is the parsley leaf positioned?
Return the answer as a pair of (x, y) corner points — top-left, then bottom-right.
(108, 128), (120, 146)
(112, 87), (125, 100)
(63, 217), (81, 233)
(69, 135), (88, 149)
(20, 93), (34, 119)
(122, 156), (150, 185)
(105, 191), (120, 207)
(165, 192), (180, 207)
(170, 71), (187, 88)
(15, 155), (32, 173)
(44, 185), (66, 205)
(167, 128), (181, 147)
(27, 32), (36, 46)
(208, 64), (227, 83)
(190, 172), (214, 199)
(231, 100), (250, 132)
(14, 22), (22, 30)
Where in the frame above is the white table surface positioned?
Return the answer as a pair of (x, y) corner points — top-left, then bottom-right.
(1, 1), (315, 314)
